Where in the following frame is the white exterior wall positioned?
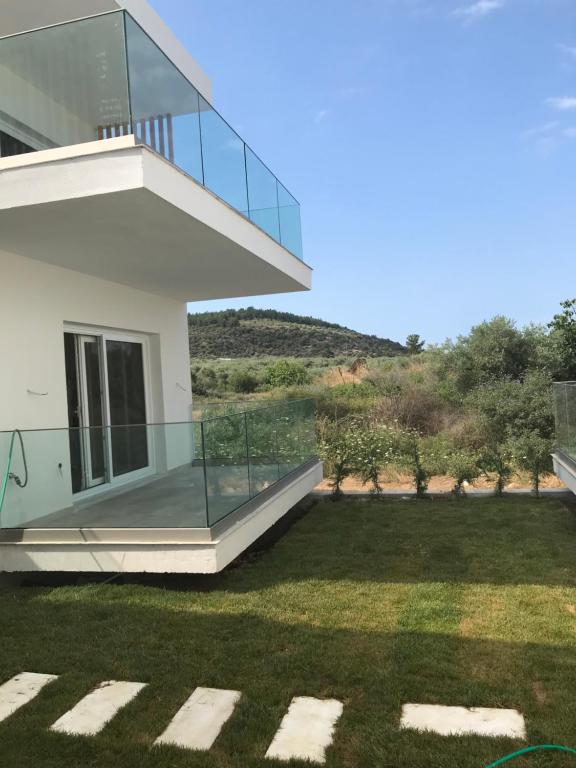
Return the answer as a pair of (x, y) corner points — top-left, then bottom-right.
(0, 249), (193, 526)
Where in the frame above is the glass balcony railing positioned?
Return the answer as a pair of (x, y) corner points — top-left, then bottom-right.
(553, 382), (576, 461)
(0, 399), (317, 530)
(0, 12), (303, 259)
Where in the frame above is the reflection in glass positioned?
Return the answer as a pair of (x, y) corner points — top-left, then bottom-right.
(0, 13), (129, 152)
(246, 147), (280, 241)
(124, 15), (204, 183)
(106, 340), (149, 477)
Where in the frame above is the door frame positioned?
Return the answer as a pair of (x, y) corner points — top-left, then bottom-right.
(64, 323), (156, 501)
(76, 333), (107, 490)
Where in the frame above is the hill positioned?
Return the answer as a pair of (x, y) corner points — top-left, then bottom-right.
(188, 308), (406, 358)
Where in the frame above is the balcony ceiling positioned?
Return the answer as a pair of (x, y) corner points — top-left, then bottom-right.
(0, 139), (311, 302)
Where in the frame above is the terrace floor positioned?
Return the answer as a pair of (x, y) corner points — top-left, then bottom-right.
(2, 497), (576, 767)
(19, 462), (299, 530)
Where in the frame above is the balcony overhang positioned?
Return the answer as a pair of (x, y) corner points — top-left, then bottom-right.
(0, 137), (312, 301)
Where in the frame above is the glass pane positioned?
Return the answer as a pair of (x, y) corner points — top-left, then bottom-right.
(84, 341), (106, 482)
(0, 424), (206, 529)
(64, 333), (83, 493)
(0, 13), (129, 155)
(247, 407), (280, 495)
(199, 95), (249, 215)
(566, 385), (576, 460)
(124, 15), (203, 183)
(202, 413), (250, 525)
(245, 147), (280, 240)
(106, 340), (148, 477)
(275, 402), (305, 478)
(0, 401), (315, 531)
(277, 182), (303, 259)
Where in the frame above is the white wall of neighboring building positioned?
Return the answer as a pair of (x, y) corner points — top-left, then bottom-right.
(0, 249), (193, 526)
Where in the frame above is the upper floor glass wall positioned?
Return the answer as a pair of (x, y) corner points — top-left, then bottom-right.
(0, 14), (130, 154)
(0, 12), (303, 260)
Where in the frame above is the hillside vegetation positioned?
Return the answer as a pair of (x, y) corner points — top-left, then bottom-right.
(188, 308), (406, 358)
(190, 299), (576, 494)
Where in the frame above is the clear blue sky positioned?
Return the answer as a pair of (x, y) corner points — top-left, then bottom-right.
(151, 0), (576, 345)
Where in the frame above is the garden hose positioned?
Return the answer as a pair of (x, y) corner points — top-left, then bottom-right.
(0, 429), (28, 520)
(485, 745), (576, 767)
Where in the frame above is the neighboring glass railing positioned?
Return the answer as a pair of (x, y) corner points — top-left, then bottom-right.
(553, 382), (576, 461)
(0, 399), (317, 530)
(0, 12), (303, 259)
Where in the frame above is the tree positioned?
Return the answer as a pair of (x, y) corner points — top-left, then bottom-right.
(466, 370), (554, 445)
(406, 334), (425, 354)
(398, 430), (432, 498)
(548, 299), (576, 380)
(349, 357), (367, 376)
(443, 316), (533, 392)
(507, 432), (553, 497)
(479, 444), (514, 497)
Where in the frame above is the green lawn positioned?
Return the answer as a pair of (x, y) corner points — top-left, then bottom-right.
(2, 498), (576, 767)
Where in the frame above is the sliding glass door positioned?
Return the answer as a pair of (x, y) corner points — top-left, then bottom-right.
(64, 331), (150, 495)
(106, 340), (149, 477)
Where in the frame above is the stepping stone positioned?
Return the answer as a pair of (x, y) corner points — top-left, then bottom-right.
(400, 703), (526, 739)
(0, 672), (58, 723)
(265, 696), (344, 764)
(50, 680), (147, 736)
(155, 686), (241, 751)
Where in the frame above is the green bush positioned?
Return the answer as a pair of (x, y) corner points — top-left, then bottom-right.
(229, 369), (259, 394)
(446, 449), (481, 496)
(265, 360), (310, 388)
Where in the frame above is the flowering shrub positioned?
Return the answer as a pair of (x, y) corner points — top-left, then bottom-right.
(318, 419), (357, 497)
(351, 425), (399, 494)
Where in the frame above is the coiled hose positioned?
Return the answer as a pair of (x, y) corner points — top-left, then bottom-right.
(0, 429), (28, 519)
(485, 745), (576, 766)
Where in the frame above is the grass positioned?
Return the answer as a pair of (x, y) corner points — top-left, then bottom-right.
(2, 497), (576, 767)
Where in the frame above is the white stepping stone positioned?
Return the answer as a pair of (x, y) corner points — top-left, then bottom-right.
(155, 686), (241, 751)
(400, 703), (526, 739)
(265, 696), (344, 764)
(0, 672), (58, 723)
(50, 680), (147, 736)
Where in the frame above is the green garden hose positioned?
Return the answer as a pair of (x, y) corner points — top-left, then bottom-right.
(485, 745), (576, 767)
(0, 430), (28, 520)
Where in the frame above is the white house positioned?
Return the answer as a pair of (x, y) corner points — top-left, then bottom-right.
(0, 0), (321, 574)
